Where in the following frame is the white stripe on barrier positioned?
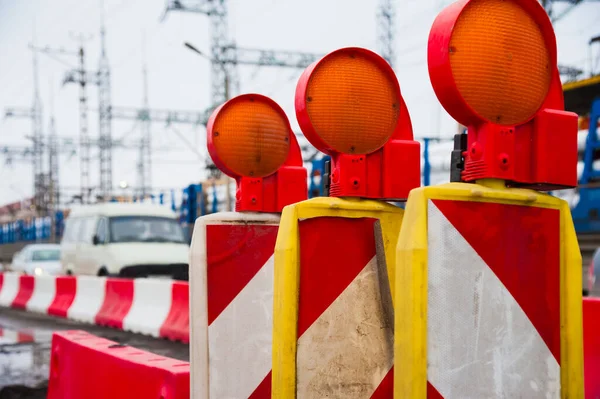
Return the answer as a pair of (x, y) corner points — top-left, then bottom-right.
(208, 255), (274, 399)
(0, 273), (19, 307)
(67, 276), (106, 323)
(0, 329), (19, 344)
(26, 275), (56, 313)
(427, 201), (560, 398)
(296, 256), (393, 398)
(123, 279), (173, 337)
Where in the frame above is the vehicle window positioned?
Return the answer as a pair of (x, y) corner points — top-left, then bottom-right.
(109, 216), (186, 244)
(594, 249), (600, 276)
(96, 218), (108, 243)
(63, 218), (81, 243)
(32, 249), (61, 262)
(79, 217), (98, 244)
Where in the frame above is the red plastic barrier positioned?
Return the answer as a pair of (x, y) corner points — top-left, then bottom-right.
(95, 279), (134, 329)
(48, 277), (77, 318)
(11, 275), (34, 309)
(0, 273), (4, 292)
(47, 330), (190, 399)
(160, 281), (190, 343)
(584, 298), (600, 398)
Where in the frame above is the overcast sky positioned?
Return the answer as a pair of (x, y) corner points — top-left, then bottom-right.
(0, 0), (598, 205)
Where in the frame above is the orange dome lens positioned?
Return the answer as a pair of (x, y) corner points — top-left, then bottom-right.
(449, 0), (552, 126)
(211, 96), (290, 178)
(305, 50), (400, 154)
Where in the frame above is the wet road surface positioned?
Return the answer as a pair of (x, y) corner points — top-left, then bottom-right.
(0, 307), (189, 398)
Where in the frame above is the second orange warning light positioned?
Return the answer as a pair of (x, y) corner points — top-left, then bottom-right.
(296, 47), (421, 200)
(207, 94), (307, 212)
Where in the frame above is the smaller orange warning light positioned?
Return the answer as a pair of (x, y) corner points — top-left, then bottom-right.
(296, 47), (402, 156)
(207, 94), (291, 179)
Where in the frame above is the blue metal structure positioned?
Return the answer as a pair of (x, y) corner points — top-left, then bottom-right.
(572, 97), (600, 233)
(309, 156), (330, 198)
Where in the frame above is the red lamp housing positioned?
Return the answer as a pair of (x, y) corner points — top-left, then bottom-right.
(207, 94), (307, 212)
(295, 47), (421, 200)
(429, 0), (578, 190)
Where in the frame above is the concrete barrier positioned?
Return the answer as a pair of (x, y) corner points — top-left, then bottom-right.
(47, 330), (190, 399)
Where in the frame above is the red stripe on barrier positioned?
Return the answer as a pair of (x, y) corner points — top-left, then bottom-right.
(11, 275), (34, 309)
(48, 277), (77, 318)
(248, 371), (271, 399)
(17, 332), (34, 343)
(95, 279), (134, 329)
(427, 382), (445, 399)
(432, 200), (561, 362)
(47, 330), (190, 399)
(371, 368), (393, 398)
(0, 273), (4, 293)
(159, 281), (190, 343)
(206, 224), (278, 325)
(584, 297), (600, 398)
(297, 217), (376, 336)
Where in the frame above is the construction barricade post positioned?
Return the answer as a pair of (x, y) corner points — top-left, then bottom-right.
(271, 47), (421, 398)
(189, 94), (307, 398)
(395, 1), (583, 397)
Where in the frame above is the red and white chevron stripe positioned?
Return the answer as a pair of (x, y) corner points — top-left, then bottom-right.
(190, 212), (280, 399)
(0, 273), (189, 342)
(427, 199), (561, 398)
(295, 217), (394, 398)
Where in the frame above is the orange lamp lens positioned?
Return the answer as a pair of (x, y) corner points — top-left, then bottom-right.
(449, 0), (552, 126)
(211, 96), (290, 178)
(305, 50), (400, 154)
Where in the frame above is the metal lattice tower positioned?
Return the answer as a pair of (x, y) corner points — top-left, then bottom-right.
(377, 0), (395, 68)
(541, 0), (598, 22)
(164, 1), (321, 105)
(4, 46), (46, 214)
(75, 37), (91, 204)
(31, 48), (45, 213)
(98, 5), (113, 200)
(138, 61), (152, 197)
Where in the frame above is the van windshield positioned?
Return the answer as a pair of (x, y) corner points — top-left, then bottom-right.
(109, 216), (186, 244)
(32, 249), (61, 262)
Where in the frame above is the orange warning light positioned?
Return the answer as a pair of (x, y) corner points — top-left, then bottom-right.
(429, 0), (557, 127)
(206, 94), (307, 212)
(207, 94), (291, 178)
(296, 47), (401, 155)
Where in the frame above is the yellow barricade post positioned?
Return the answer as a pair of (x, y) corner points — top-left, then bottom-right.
(395, 1), (583, 397)
(272, 48), (421, 398)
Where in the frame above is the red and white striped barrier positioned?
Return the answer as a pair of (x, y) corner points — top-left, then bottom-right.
(190, 212), (280, 399)
(0, 272), (189, 342)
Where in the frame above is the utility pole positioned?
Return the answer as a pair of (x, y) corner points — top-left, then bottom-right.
(377, 0), (395, 68)
(48, 90), (59, 241)
(4, 44), (46, 215)
(138, 59), (152, 197)
(98, 1), (113, 200)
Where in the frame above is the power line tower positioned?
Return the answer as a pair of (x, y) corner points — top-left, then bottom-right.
(164, 1), (322, 105)
(4, 45), (46, 215)
(98, 4), (113, 200)
(138, 60), (152, 197)
(541, 0), (592, 22)
(377, 0), (395, 68)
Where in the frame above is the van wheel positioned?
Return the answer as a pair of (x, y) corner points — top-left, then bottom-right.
(97, 267), (109, 277)
(66, 270), (73, 276)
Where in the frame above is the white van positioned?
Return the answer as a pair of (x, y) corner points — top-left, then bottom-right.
(61, 203), (189, 279)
